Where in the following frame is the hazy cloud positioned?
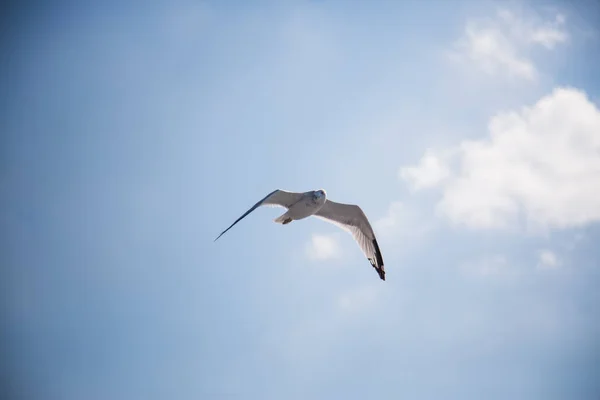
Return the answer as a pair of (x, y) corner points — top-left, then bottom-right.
(306, 233), (342, 261)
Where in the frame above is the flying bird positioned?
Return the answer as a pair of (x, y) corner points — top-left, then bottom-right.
(214, 189), (385, 281)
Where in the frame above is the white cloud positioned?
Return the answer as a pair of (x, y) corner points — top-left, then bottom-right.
(498, 9), (568, 49)
(537, 249), (561, 270)
(529, 25), (568, 49)
(450, 8), (568, 80)
(305, 233), (342, 261)
(400, 87), (600, 231)
(399, 149), (451, 192)
(458, 22), (536, 79)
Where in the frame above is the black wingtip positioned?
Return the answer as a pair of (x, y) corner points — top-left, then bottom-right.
(368, 257), (386, 281)
(372, 238), (385, 281)
(212, 189), (280, 244)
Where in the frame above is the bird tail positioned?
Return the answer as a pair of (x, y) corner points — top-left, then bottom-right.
(274, 213), (292, 224)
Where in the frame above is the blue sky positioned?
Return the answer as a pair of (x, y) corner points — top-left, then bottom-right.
(2, 1), (600, 399)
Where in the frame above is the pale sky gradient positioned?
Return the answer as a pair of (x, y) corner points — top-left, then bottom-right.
(2, 1), (600, 399)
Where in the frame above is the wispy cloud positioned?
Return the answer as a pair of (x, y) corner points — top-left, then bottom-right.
(449, 8), (568, 80)
(305, 233), (342, 261)
(400, 87), (600, 232)
(537, 249), (561, 270)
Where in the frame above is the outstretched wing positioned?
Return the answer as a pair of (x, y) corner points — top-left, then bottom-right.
(314, 199), (385, 280)
(214, 189), (304, 241)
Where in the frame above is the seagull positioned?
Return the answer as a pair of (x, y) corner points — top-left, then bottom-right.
(214, 189), (385, 281)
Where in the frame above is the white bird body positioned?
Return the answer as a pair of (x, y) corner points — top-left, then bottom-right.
(272, 190), (327, 224)
(215, 188), (386, 280)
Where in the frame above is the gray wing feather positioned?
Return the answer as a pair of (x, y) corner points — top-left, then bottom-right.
(214, 189), (304, 241)
(314, 199), (385, 280)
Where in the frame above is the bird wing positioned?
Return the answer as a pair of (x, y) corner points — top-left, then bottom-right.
(314, 199), (385, 280)
(214, 189), (304, 241)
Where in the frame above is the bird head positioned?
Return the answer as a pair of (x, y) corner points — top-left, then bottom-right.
(313, 189), (326, 200)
